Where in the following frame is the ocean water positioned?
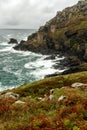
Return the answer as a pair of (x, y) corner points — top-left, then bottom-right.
(0, 29), (65, 91)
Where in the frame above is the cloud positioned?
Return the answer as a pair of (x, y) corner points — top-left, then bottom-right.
(0, 0), (79, 29)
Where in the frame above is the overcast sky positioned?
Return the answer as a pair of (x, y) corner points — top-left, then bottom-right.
(0, 0), (79, 29)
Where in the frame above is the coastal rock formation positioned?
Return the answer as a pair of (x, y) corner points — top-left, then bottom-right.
(14, 0), (87, 62)
(8, 38), (18, 44)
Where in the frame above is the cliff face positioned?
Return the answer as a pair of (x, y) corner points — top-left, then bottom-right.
(14, 0), (87, 61)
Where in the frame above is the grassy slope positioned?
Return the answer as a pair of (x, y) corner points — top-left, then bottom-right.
(0, 71), (87, 130)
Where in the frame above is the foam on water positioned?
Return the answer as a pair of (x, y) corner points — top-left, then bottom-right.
(24, 55), (65, 79)
(0, 42), (8, 46)
(0, 46), (13, 52)
(0, 29), (66, 91)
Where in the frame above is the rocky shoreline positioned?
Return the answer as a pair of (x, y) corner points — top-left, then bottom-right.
(8, 0), (87, 77)
(13, 0), (87, 59)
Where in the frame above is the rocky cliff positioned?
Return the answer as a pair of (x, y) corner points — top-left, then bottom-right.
(14, 0), (87, 61)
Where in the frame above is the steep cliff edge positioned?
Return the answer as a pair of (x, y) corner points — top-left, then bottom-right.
(14, 0), (87, 61)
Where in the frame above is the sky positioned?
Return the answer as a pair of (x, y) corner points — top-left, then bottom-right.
(0, 0), (79, 29)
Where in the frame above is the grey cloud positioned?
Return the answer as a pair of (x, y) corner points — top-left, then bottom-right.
(6, 19), (20, 26)
(42, 6), (55, 14)
(0, 0), (79, 29)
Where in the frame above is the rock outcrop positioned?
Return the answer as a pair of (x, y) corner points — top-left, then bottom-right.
(14, 0), (87, 61)
(0, 92), (19, 100)
(8, 38), (18, 44)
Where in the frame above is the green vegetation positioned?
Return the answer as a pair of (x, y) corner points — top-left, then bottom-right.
(0, 71), (87, 130)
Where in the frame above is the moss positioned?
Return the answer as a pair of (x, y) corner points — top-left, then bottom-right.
(54, 89), (65, 99)
(65, 39), (71, 48)
(79, 63), (87, 71)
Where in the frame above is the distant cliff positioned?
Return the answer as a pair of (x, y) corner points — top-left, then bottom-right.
(14, 0), (87, 61)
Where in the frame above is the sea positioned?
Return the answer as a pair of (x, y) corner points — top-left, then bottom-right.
(0, 29), (65, 91)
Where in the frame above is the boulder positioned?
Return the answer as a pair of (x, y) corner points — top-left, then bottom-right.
(0, 92), (19, 100)
(14, 100), (25, 104)
(50, 89), (55, 94)
(49, 89), (55, 100)
(38, 94), (48, 101)
(58, 95), (66, 102)
(71, 82), (87, 89)
(8, 38), (18, 44)
(49, 94), (54, 100)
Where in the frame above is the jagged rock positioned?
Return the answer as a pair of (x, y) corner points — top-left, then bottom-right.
(58, 95), (66, 102)
(0, 92), (19, 100)
(8, 38), (18, 44)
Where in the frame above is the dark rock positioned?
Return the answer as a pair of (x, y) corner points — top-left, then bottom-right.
(62, 66), (80, 75)
(20, 40), (26, 45)
(45, 73), (59, 78)
(65, 30), (78, 38)
(8, 38), (18, 44)
(65, 56), (81, 67)
(13, 44), (28, 51)
(13, 40), (26, 50)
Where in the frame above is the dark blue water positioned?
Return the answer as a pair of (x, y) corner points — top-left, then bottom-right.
(0, 29), (64, 91)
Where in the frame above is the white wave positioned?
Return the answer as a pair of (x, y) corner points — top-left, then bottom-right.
(3, 66), (22, 78)
(24, 58), (54, 69)
(30, 67), (65, 79)
(14, 69), (22, 76)
(24, 55), (63, 69)
(11, 49), (35, 58)
(23, 36), (27, 40)
(0, 42), (8, 46)
(7, 34), (12, 38)
(0, 45), (14, 52)
(0, 85), (17, 92)
(11, 48), (44, 57)
(31, 68), (56, 77)
(56, 56), (65, 60)
(3, 66), (12, 73)
(24, 57), (64, 79)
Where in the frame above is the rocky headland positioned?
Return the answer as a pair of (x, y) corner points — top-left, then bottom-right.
(14, 0), (87, 59)
(13, 0), (87, 75)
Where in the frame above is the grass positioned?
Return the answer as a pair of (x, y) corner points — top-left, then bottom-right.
(0, 71), (87, 130)
(11, 71), (87, 97)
